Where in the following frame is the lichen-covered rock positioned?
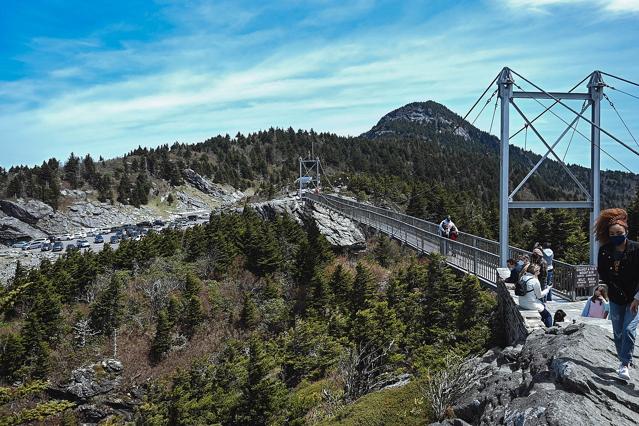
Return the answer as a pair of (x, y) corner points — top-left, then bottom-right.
(250, 196), (366, 249)
(60, 358), (123, 400)
(453, 324), (639, 425)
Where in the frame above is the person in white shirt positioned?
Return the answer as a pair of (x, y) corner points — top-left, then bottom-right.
(542, 242), (554, 301)
(439, 215), (456, 237)
(518, 263), (553, 327)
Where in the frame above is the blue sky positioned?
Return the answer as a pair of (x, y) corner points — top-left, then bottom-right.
(1, 0), (639, 173)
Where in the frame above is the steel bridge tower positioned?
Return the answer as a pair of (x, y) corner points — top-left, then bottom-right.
(497, 67), (605, 266)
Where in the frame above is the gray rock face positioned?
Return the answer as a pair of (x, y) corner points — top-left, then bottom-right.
(182, 169), (244, 204)
(452, 324), (639, 425)
(61, 359), (123, 400)
(250, 196), (366, 249)
(0, 199), (53, 225)
(0, 215), (49, 242)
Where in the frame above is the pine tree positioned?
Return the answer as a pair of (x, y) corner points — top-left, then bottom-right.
(239, 293), (259, 331)
(89, 273), (125, 335)
(150, 309), (172, 363)
(117, 173), (131, 204)
(373, 234), (394, 268)
(235, 337), (286, 426)
(330, 264), (353, 312)
(0, 333), (25, 382)
(63, 153), (81, 189)
(350, 263), (377, 314)
(307, 267), (332, 316)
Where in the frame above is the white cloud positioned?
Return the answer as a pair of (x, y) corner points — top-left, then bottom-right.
(501, 0), (639, 13)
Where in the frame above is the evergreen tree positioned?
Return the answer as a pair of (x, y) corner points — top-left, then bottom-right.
(89, 273), (125, 335)
(373, 234), (394, 268)
(239, 293), (259, 331)
(350, 263), (377, 313)
(330, 264), (353, 311)
(63, 153), (81, 189)
(0, 333), (25, 382)
(150, 309), (172, 363)
(117, 173), (131, 204)
(307, 267), (332, 316)
(235, 337), (286, 426)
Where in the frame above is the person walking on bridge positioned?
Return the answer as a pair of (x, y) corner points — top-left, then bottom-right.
(439, 215), (455, 238)
(595, 208), (639, 381)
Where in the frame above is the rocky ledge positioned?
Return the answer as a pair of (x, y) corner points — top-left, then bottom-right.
(49, 359), (142, 424)
(250, 196), (366, 250)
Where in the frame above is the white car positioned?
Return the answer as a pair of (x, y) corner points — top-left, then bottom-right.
(59, 234), (72, 241)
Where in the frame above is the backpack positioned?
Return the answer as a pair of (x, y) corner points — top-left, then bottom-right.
(515, 275), (534, 297)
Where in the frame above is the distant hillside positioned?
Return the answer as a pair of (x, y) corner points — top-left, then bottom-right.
(1, 100), (637, 249)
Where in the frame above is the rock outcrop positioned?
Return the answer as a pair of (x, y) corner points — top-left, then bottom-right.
(182, 168), (244, 204)
(51, 359), (141, 423)
(0, 199), (54, 225)
(0, 212), (49, 242)
(250, 196), (366, 250)
(446, 323), (639, 425)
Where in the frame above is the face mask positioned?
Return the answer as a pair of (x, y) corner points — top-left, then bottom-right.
(609, 234), (627, 246)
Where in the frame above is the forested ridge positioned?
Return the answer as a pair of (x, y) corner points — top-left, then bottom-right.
(3, 100), (639, 262)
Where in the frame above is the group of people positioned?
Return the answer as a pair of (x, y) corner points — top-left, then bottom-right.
(506, 242), (555, 327)
(506, 208), (639, 381)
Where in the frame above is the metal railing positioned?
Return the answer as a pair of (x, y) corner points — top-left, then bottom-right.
(303, 192), (585, 301)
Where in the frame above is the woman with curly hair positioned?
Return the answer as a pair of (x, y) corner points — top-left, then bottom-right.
(596, 208), (639, 381)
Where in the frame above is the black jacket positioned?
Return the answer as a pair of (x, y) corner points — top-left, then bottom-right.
(598, 240), (639, 305)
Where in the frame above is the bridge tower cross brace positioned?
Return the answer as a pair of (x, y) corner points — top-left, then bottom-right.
(298, 157), (321, 198)
(497, 67), (604, 267)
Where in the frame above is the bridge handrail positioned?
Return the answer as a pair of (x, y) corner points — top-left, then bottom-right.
(304, 192), (585, 301)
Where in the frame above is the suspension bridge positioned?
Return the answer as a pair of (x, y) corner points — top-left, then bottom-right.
(298, 67), (639, 303)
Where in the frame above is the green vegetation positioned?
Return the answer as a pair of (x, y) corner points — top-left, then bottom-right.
(0, 207), (496, 423)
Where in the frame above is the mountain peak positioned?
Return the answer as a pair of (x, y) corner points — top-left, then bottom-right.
(361, 101), (471, 140)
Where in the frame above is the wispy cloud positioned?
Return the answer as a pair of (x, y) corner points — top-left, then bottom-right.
(0, 0), (638, 172)
(501, 0), (639, 14)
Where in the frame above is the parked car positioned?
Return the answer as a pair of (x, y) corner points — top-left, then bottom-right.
(187, 214), (198, 221)
(11, 241), (29, 249)
(23, 241), (43, 250)
(94, 235), (104, 244)
(52, 241), (64, 252)
(109, 235), (120, 244)
(76, 239), (90, 248)
(41, 242), (52, 251)
(66, 244), (79, 252)
(153, 219), (165, 226)
(87, 230), (96, 237)
(137, 220), (153, 228)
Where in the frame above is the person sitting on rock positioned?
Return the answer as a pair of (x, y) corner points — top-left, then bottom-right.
(595, 208), (639, 381)
(531, 247), (549, 301)
(518, 262), (553, 328)
(581, 285), (610, 319)
(505, 258), (518, 283)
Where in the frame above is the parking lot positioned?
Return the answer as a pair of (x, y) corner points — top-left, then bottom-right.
(1, 214), (211, 257)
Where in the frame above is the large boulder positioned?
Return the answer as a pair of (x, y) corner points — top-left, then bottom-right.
(0, 199), (54, 225)
(451, 323), (639, 425)
(60, 359), (123, 400)
(50, 359), (141, 423)
(182, 169), (244, 204)
(250, 196), (366, 250)
(0, 215), (49, 243)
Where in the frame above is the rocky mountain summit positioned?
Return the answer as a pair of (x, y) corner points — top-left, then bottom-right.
(361, 101), (472, 141)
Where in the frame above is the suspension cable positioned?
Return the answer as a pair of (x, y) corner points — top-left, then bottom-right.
(489, 96), (499, 135)
(510, 69), (639, 159)
(563, 100), (587, 162)
(471, 89), (498, 126)
(600, 71), (639, 89)
(606, 85), (639, 101)
(524, 124), (528, 150)
(603, 92), (639, 150)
